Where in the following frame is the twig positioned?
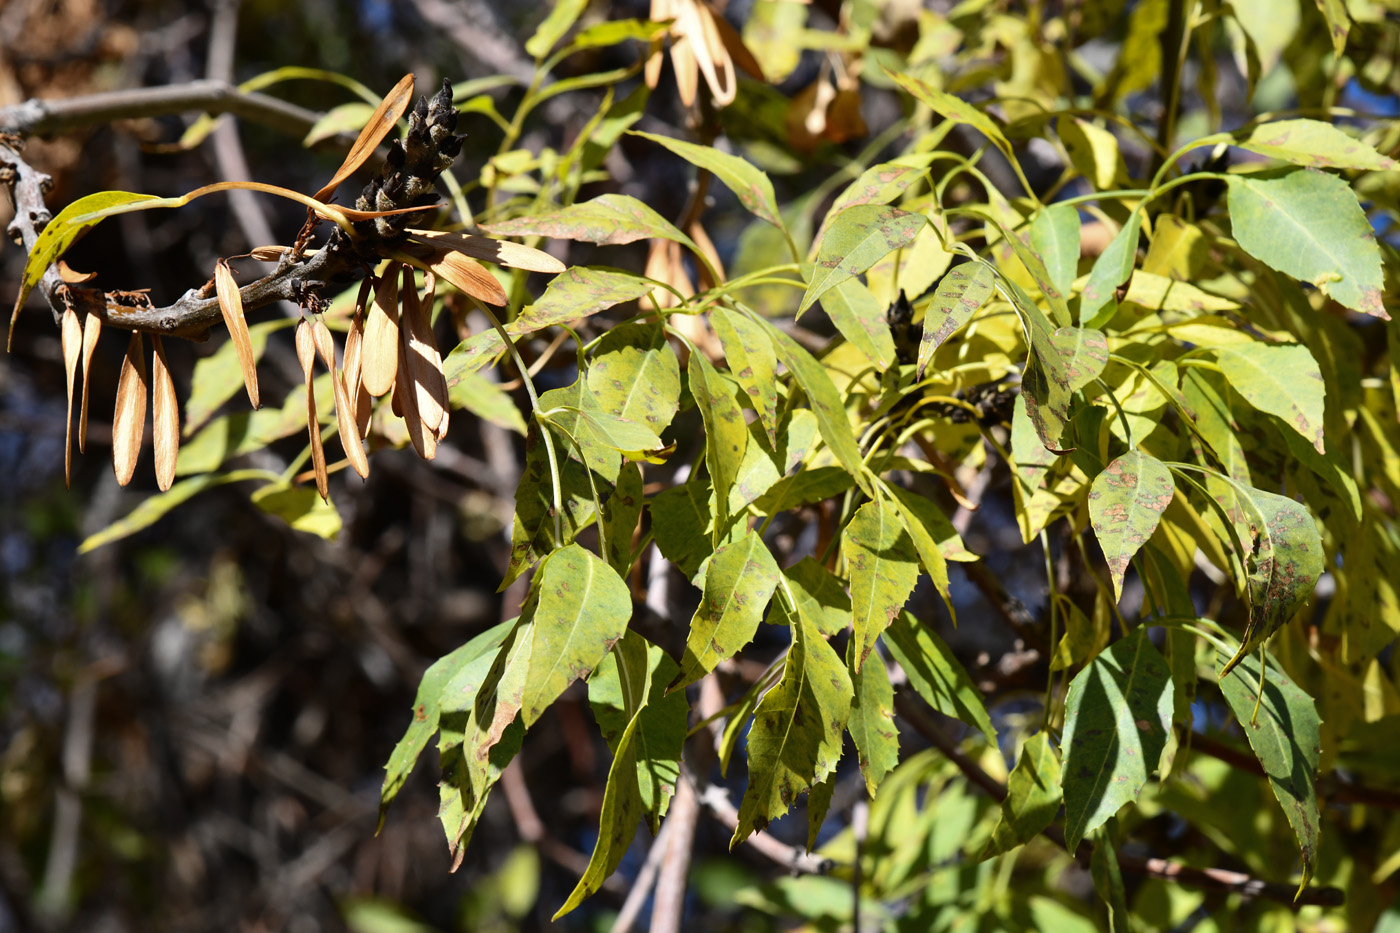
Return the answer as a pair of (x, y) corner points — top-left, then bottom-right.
(892, 691), (1345, 908)
(610, 818), (674, 933)
(1189, 732), (1400, 811)
(691, 777), (836, 875)
(499, 758), (628, 896)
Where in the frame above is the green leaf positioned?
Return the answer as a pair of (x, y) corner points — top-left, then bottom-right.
(1089, 451), (1175, 600)
(800, 204), (926, 312)
(755, 466), (853, 514)
(885, 483), (974, 564)
(806, 775), (836, 851)
(484, 193), (699, 252)
(748, 312), (873, 497)
(504, 414), (602, 587)
(537, 379), (623, 481)
(650, 476), (715, 582)
(303, 101), (374, 147)
(588, 630), (687, 833)
(883, 611), (996, 745)
(601, 462), (644, 576)
(1227, 169), (1386, 319)
(733, 610), (852, 844)
(845, 499), (920, 670)
(847, 641), (899, 796)
(512, 267), (656, 334)
(443, 329), (507, 384)
(1060, 627), (1173, 851)
(688, 353), (749, 534)
(1216, 649), (1322, 892)
(1313, 0), (1350, 58)
(448, 371), (527, 434)
(728, 410), (816, 516)
(11, 190), (162, 343)
(1222, 487), (1324, 675)
(820, 277), (897, 371)
(251, 482), (343, 539)
(1233, 118), (1398, 171)
(565, 406), (663, 457)
(77, 470), (270, 553)
(980, 732), (1063, 859)
(1090, 824), (1132, 933)
(587, 321), (682, 436)
(380, 619), (515, 827)
(1003, 225), (1074, 328)
(1214, 343), (1327, 455)
(827, 162), (929, 218)
(1054, 326), (1109, 394)
(525, 0), (587, 57)
(567, 18), (669, 52)
(630, 130), (784, 230)
(672, 529), (781, 692)
(1004, 277), (1075, 451)
(887, 70), (1016, 163)
(1081, 211), (1142, 328)
(185, 318), (293, 434)
(712, 307), (780, 447)
(778, 557), (852, 638)
(918, 261), (997, 379)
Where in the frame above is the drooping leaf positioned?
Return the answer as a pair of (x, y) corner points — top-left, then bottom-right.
(1060, 627), (1173, 851)
(601, 462), (644, 576)
(630, 130), (784, 230)
(1214, 343), (1327, 455)
(800, 205), (926, 312)
(1081, 211), (1142, 328)
(78, 470), (270, 553)
(688, 352), (749, 533)
(918, 260), (997, 379)
(778, 557), (852, 638)
(882, 611), (996, 745)
(650, 476), (715, 582)
(1233, 118), (1397, 172)
(484, 193), (699, 252)
(512, 267), (656, 335)
(671, 529), (780, 692)
(887, 70), (1016, 162)
(1004, 277), (1075, 451)
(732, 610), (852, 844)
(1313, 0), (1350, 58)
(712, 307), (780, 447)
(1227, 169), (1386, 319)
(1053, 326), (1109, 394)
(587, 321), (682, 437)
(980, 732), (1062, 860)
(845, 499), (920, 670)
(588, 630), (687, 833)
(1090, 823), (1132, 932)
(1222, 488), (1324, 675)
(885, 483), (974, 564)
(820, 277), (897, 371)
(847, 641), (899, 797)
(525, 0), (587, 57)
(448, 371), (527, 434)
(1216, 650), (1322, 892)
(503, 416), (601, 587)
(1089, 451), (1175, 600)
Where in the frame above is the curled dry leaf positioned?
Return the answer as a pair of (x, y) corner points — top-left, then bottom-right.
(57, 261), (98, 284)
(405, 228), (566, 273)
(363, 266), (402, 397)
(401, 265), (448, 436)
(312, 73), (415, 204)
(401, 245), (508, 306)
(314, 316), (369, 479)
(214, 261), (260, 409)
(150, 334), (180, 492)
(112, 331), (149, 487)
(61, 305), (81, 487)
(296, 320), (330, 501)
(79, 310), (102, 453)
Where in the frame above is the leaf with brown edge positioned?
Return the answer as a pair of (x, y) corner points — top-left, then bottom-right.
(362, 266), (402, 397)
(311, 73), (414, 204)
(214, 261), (260, 409)
(295, 321), (329, 501)
(113, 331), (148, 486)
(313, 317), (368, 479)
(401, 266), (449, 435)
(400, 246), (508, 307)
(150, 335), (180, 492)
(405, 229), (566, 273)
(79, 311), (101, 453)
(61, 305), (81, 487)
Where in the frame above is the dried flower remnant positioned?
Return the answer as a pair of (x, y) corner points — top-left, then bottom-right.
(215, 260), (260, 408)
(646, 0), (765, 107)
(61, 304), (81, 486)
(363, 265), (402, 398)
(295, 320), (330, 501)
(151, 334), (180, 491)
(112, 331), (148, 486)
(312, 317), (369, 479)
(79, 311), (101, 453)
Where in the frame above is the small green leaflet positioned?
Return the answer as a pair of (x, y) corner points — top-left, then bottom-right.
(1001, 227), (1073, 328)
(303, 102), (373, 146)
(630, 130), (784, 230)
(512, 267), (656, 334)
(600, 462), (644, 576)
(800, 204), (926, 312)
(1081, 211), (1141, 328)
(250, 483), (343, 539)
(1313, 0), (1350, 58)
(1214, 343), (1327, 454)
(10, 190), (161, 345)
(1088, 451), (1175, 601)
(886, 483), (972, 565)
(671, 530), (780, 692)
(650, 476), (715, 582)
(1233, 118), (1397, 172)
(847, 642), (899, 796)
(1227, 169), (1386, 319)
(444, 329), (506, 384)
(1053, 326), (1109, 393)
(712, 307), (780, 447)
(887, 70), (1016, 163)
(567, 18), (669, 52)
(917, 261), (996, 379)
(732, 611), (852, 845)
(882, 611), (996, 745)
(1217, 650), (1321, 894)
(78, 470), (272, 553)
(1090, 823), (1132, 933)
(484, 193), (699, 252)
(820, 277), (897, 371)
(688, 352), (749, 534)
(844, 499), (920, 670)
(980, 732), (1062, 860)
(449, 371), (527, 434)
(1221, 487), (1324, 675)
(185, 318), (294, 434)
(587, 321), (681, 436)
(524, 0), (586, 57)
(1060, 627), (1173, 851)
(1028, 204), (1082, 300)
(779, 557), (852, 638)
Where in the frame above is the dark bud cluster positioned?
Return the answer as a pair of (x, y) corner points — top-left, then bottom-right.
(887, 289), (918, 366)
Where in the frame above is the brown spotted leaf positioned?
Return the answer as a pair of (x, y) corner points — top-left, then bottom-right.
(711, 306), (779, 448)
(150, 335), (180, 492)
(800, 204), (926, 313)
(1053, 326), (1109, 394)
(1088, 451), (1174, 600)
(917, 261), (996, 379)
(670, 529), (780, 693)
(1215, 343), (1326, 455)
(844, 498), (919, 671)
(483, 194), (699, 252)
(513, 267), (656, 335)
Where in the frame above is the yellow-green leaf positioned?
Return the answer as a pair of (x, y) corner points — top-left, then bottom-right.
(671, 529), (780, 692)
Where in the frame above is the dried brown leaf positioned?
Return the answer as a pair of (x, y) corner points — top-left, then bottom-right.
(396, 312), (436, 461)
(151, 334), (180, 491)
(362, 266), (402, 397)
(314, 317), (369, 479)
(312, 73), (415, 204)
(401, 266), (448, 435)
(112, 331), (148, 486)
(214, 261), (260, 409)
(79, 311), (102, 453)
(61, 305), (81, 487)
(687, 1), (736, 106)
(405, 228), (566, 273)
(688, 219), (725, 290)
(249, 245), (289, 261)
(403, 246), (509, 306)
(57, 261), (98, 284)
(711, 5), (765, 81)
(296, 320), (330, 501)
